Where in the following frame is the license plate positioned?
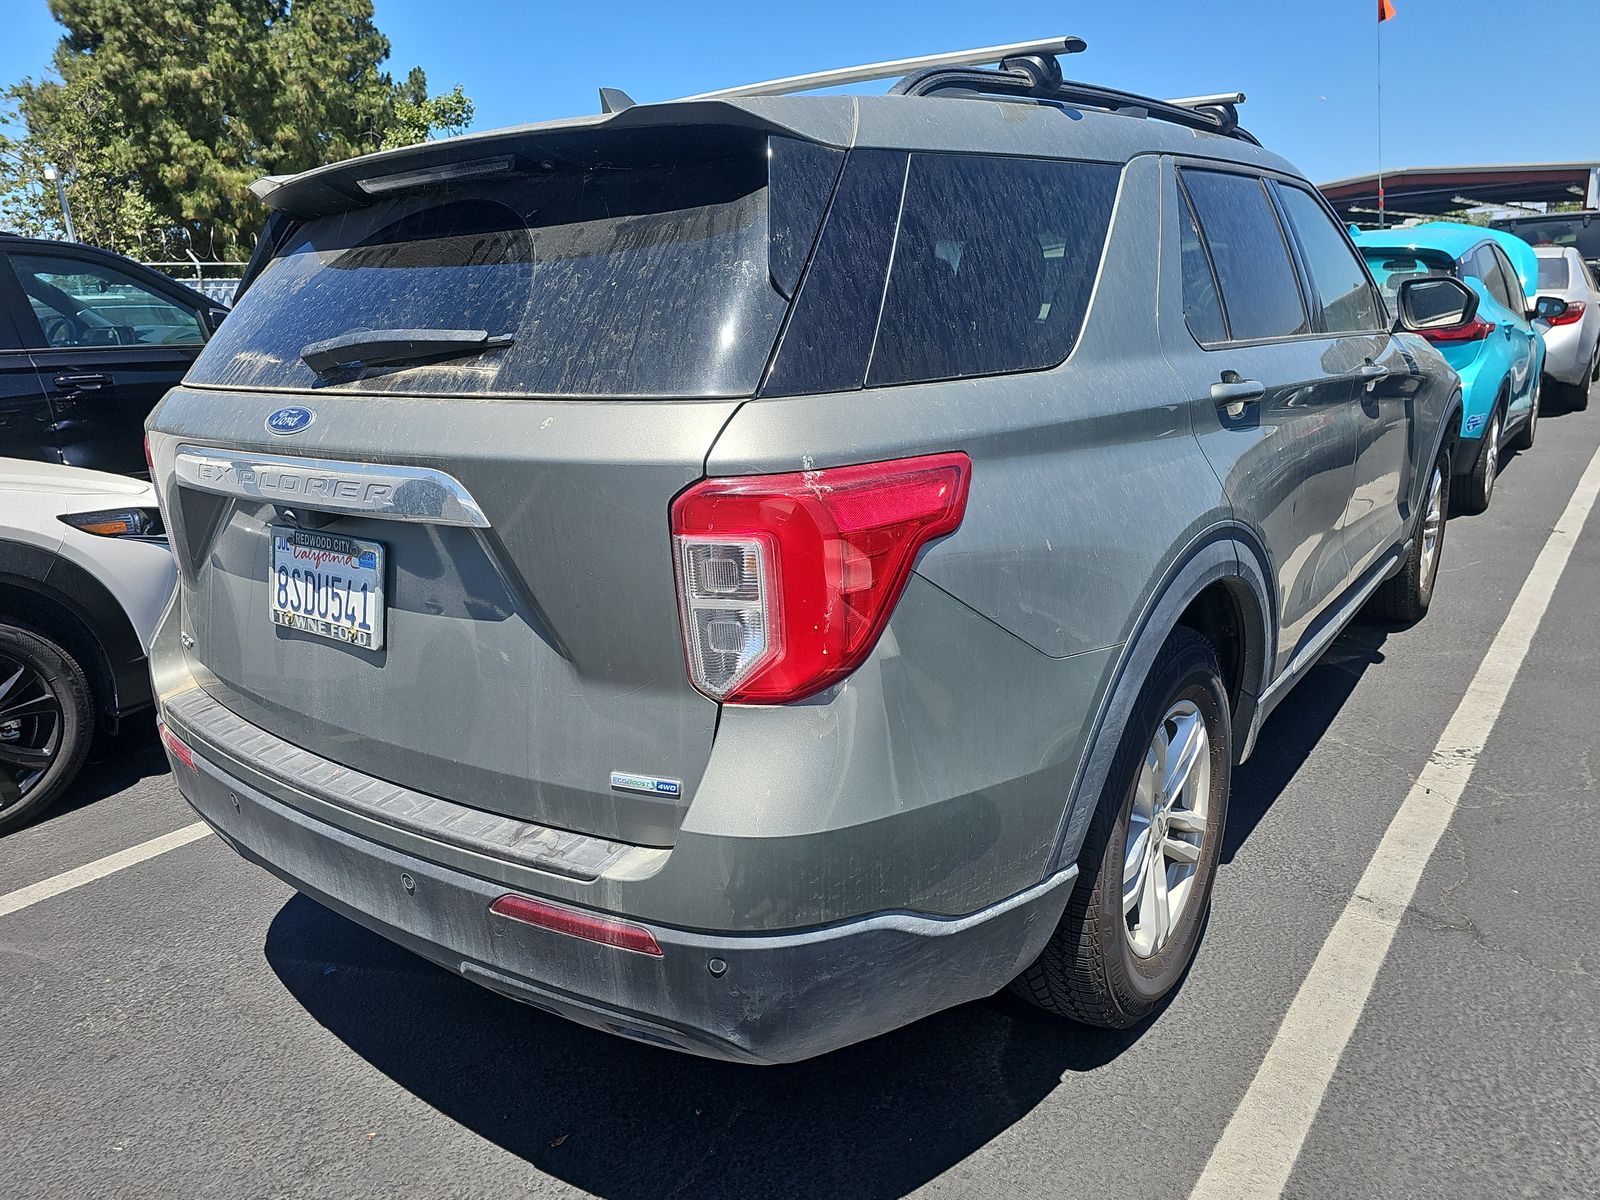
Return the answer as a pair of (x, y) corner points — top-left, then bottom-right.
(269, 527), (386, 650)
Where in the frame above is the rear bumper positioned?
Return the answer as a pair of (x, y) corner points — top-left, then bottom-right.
(164, 711), (1075, 1065)
(1542, 322), (1588, 384)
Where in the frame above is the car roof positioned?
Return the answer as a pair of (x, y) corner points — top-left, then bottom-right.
(250, 93), (1301, 219)
(1353, 221), (1538, 298)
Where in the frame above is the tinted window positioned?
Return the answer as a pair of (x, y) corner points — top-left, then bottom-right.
(1360, 249), (1455, 307)
(1465, 245), (1516, 311)
(1537, 256), (1570, 290)
(10, 251), (204, 349)
(190, 134), (830, 399)
(865, 154), (1119, 387)
(1492, 216), (1600, 261)
(1181, 170), (1308, 341)
(1177, 188), (1227, 344)
(1275, 185), (1382, 332)
(1492, 249), (1526, 311)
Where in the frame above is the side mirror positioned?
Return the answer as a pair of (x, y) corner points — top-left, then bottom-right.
(1393, 276), (1479, 334)
(1534, 295), (1569, 324)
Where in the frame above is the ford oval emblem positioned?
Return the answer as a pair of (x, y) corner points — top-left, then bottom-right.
(265, 406), (314, 436)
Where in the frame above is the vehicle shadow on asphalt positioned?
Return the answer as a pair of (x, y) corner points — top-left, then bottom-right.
(22, 713), (166, 831)
(1222, 620), (1390, 862)
(265, 893), (1149, 1199)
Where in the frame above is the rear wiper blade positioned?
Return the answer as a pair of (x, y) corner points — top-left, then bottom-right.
(300, 328), (514, 374)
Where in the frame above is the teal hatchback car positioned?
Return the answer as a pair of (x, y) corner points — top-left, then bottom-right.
(1355, 222), (1554, 512)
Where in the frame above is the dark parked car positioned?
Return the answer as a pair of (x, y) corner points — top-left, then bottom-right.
(1491, 211), (1600, 286)
(0, 233), (229, 476)
(149, 38), (1476, 1062)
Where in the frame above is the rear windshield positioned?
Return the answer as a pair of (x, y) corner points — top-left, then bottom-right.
(1360, 249), (1456, 305)
(1537, 256), (1570, 290)
(188, 134), (840, 399)
(1492, 216), (1600, 261)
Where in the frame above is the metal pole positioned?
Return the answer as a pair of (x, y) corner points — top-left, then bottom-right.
(1375, 19), (1386, 229)
(42, 164), (77, 242)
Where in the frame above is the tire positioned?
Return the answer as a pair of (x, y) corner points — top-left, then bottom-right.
(1510, 380), (1538, 452)
(1452, 403), (1502, 515)
(1367, 451), (1449, 624)
(1011, 626), (1230, 1027)
(0, 624), (95, 836)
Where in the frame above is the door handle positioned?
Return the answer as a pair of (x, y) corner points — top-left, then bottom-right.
(52, 372), (112, 392)
(1211, 376), (1265, 417)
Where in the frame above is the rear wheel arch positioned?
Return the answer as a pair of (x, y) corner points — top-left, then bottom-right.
(1051, 526), (1273, 872)
(0, 562), (144, 726)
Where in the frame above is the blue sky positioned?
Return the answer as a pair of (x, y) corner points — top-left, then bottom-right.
(1, 0), (1593, 185)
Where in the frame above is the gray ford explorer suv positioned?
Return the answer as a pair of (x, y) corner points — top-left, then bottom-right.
(146, 39), (1475, 1062)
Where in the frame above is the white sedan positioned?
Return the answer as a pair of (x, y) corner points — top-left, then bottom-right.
(0, 460), (175, 833)
(1534, 245), (1600, 410)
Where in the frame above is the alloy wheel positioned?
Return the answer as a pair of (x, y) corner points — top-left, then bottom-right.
(1484, 414), (1500, 497)
(1419, 465), (1445, 584)
(1123, 699), (1211, 958)
(0, 651), (63, 810)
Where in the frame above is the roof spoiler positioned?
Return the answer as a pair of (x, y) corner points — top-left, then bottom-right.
(247, 101), (854, 219)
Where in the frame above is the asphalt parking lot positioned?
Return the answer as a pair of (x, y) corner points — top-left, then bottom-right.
(4, 387), (1599, 1200)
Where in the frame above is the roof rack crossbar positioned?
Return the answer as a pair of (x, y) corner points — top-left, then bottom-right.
(894, 64), (1255, 143)
(673, 36), (1086, 101)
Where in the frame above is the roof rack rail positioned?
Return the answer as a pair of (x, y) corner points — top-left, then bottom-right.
(626, 36), (1255, 143)
(672, 36), (1087, 101)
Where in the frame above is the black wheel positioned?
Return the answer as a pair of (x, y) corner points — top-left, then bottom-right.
(0, 624), (95, 835)
(1012, 626), (1230, 1027)
(1510, 381), (1538, 452)
(1452, 403), (1502, 515)
(1367, 451), (1448, 624)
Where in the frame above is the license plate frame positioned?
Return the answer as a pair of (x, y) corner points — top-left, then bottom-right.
(268, 526), (387, 651)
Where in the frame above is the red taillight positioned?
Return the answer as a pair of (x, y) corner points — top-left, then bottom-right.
(143, 434), (153, 476)
(489, 894), (663, 956)
(1547, 299), (1586, 327)
(158, 722), (196, 771)
(1421, 317), (1496, 344)
(671, 452), (971, 704)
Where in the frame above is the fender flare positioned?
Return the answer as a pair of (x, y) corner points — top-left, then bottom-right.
(1051, 524), (1275, 871)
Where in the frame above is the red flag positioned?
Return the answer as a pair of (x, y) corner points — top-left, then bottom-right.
(1379, 0), (1396, 20)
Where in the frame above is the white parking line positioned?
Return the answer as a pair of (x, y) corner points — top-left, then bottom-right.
(0, 822), (212, 920)
(1189, 441), (1600, 1200)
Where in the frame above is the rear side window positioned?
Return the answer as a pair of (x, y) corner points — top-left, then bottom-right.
(189, 134), (841, 399)
(1465, 245), (1517, 312)
(865, 155), (1119, 387)
(1273, 185), (1382, 332)
(9, 251), (205, 348)
(1177, 190), (1227, 344)
(1181, 170), (1308, 342)
(1537, 256), (1570, 290)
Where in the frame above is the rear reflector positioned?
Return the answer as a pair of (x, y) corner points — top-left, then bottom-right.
(672, 452), (971, 704)
(489, 894), (664, 956)
(158, 722), (196, 771)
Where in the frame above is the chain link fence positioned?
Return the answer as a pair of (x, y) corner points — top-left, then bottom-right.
(140, 260), (247, 306)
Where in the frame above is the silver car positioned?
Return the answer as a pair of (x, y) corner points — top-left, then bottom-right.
(1534, 245), (1600, 409)
(146, 40), (1476, 1062)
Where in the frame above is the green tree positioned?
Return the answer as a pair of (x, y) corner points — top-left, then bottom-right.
(1, 0), (472, 259)
(0, 79), (167, 254)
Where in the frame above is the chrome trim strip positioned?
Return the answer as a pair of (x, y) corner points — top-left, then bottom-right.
(173, 445), (490, 527)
